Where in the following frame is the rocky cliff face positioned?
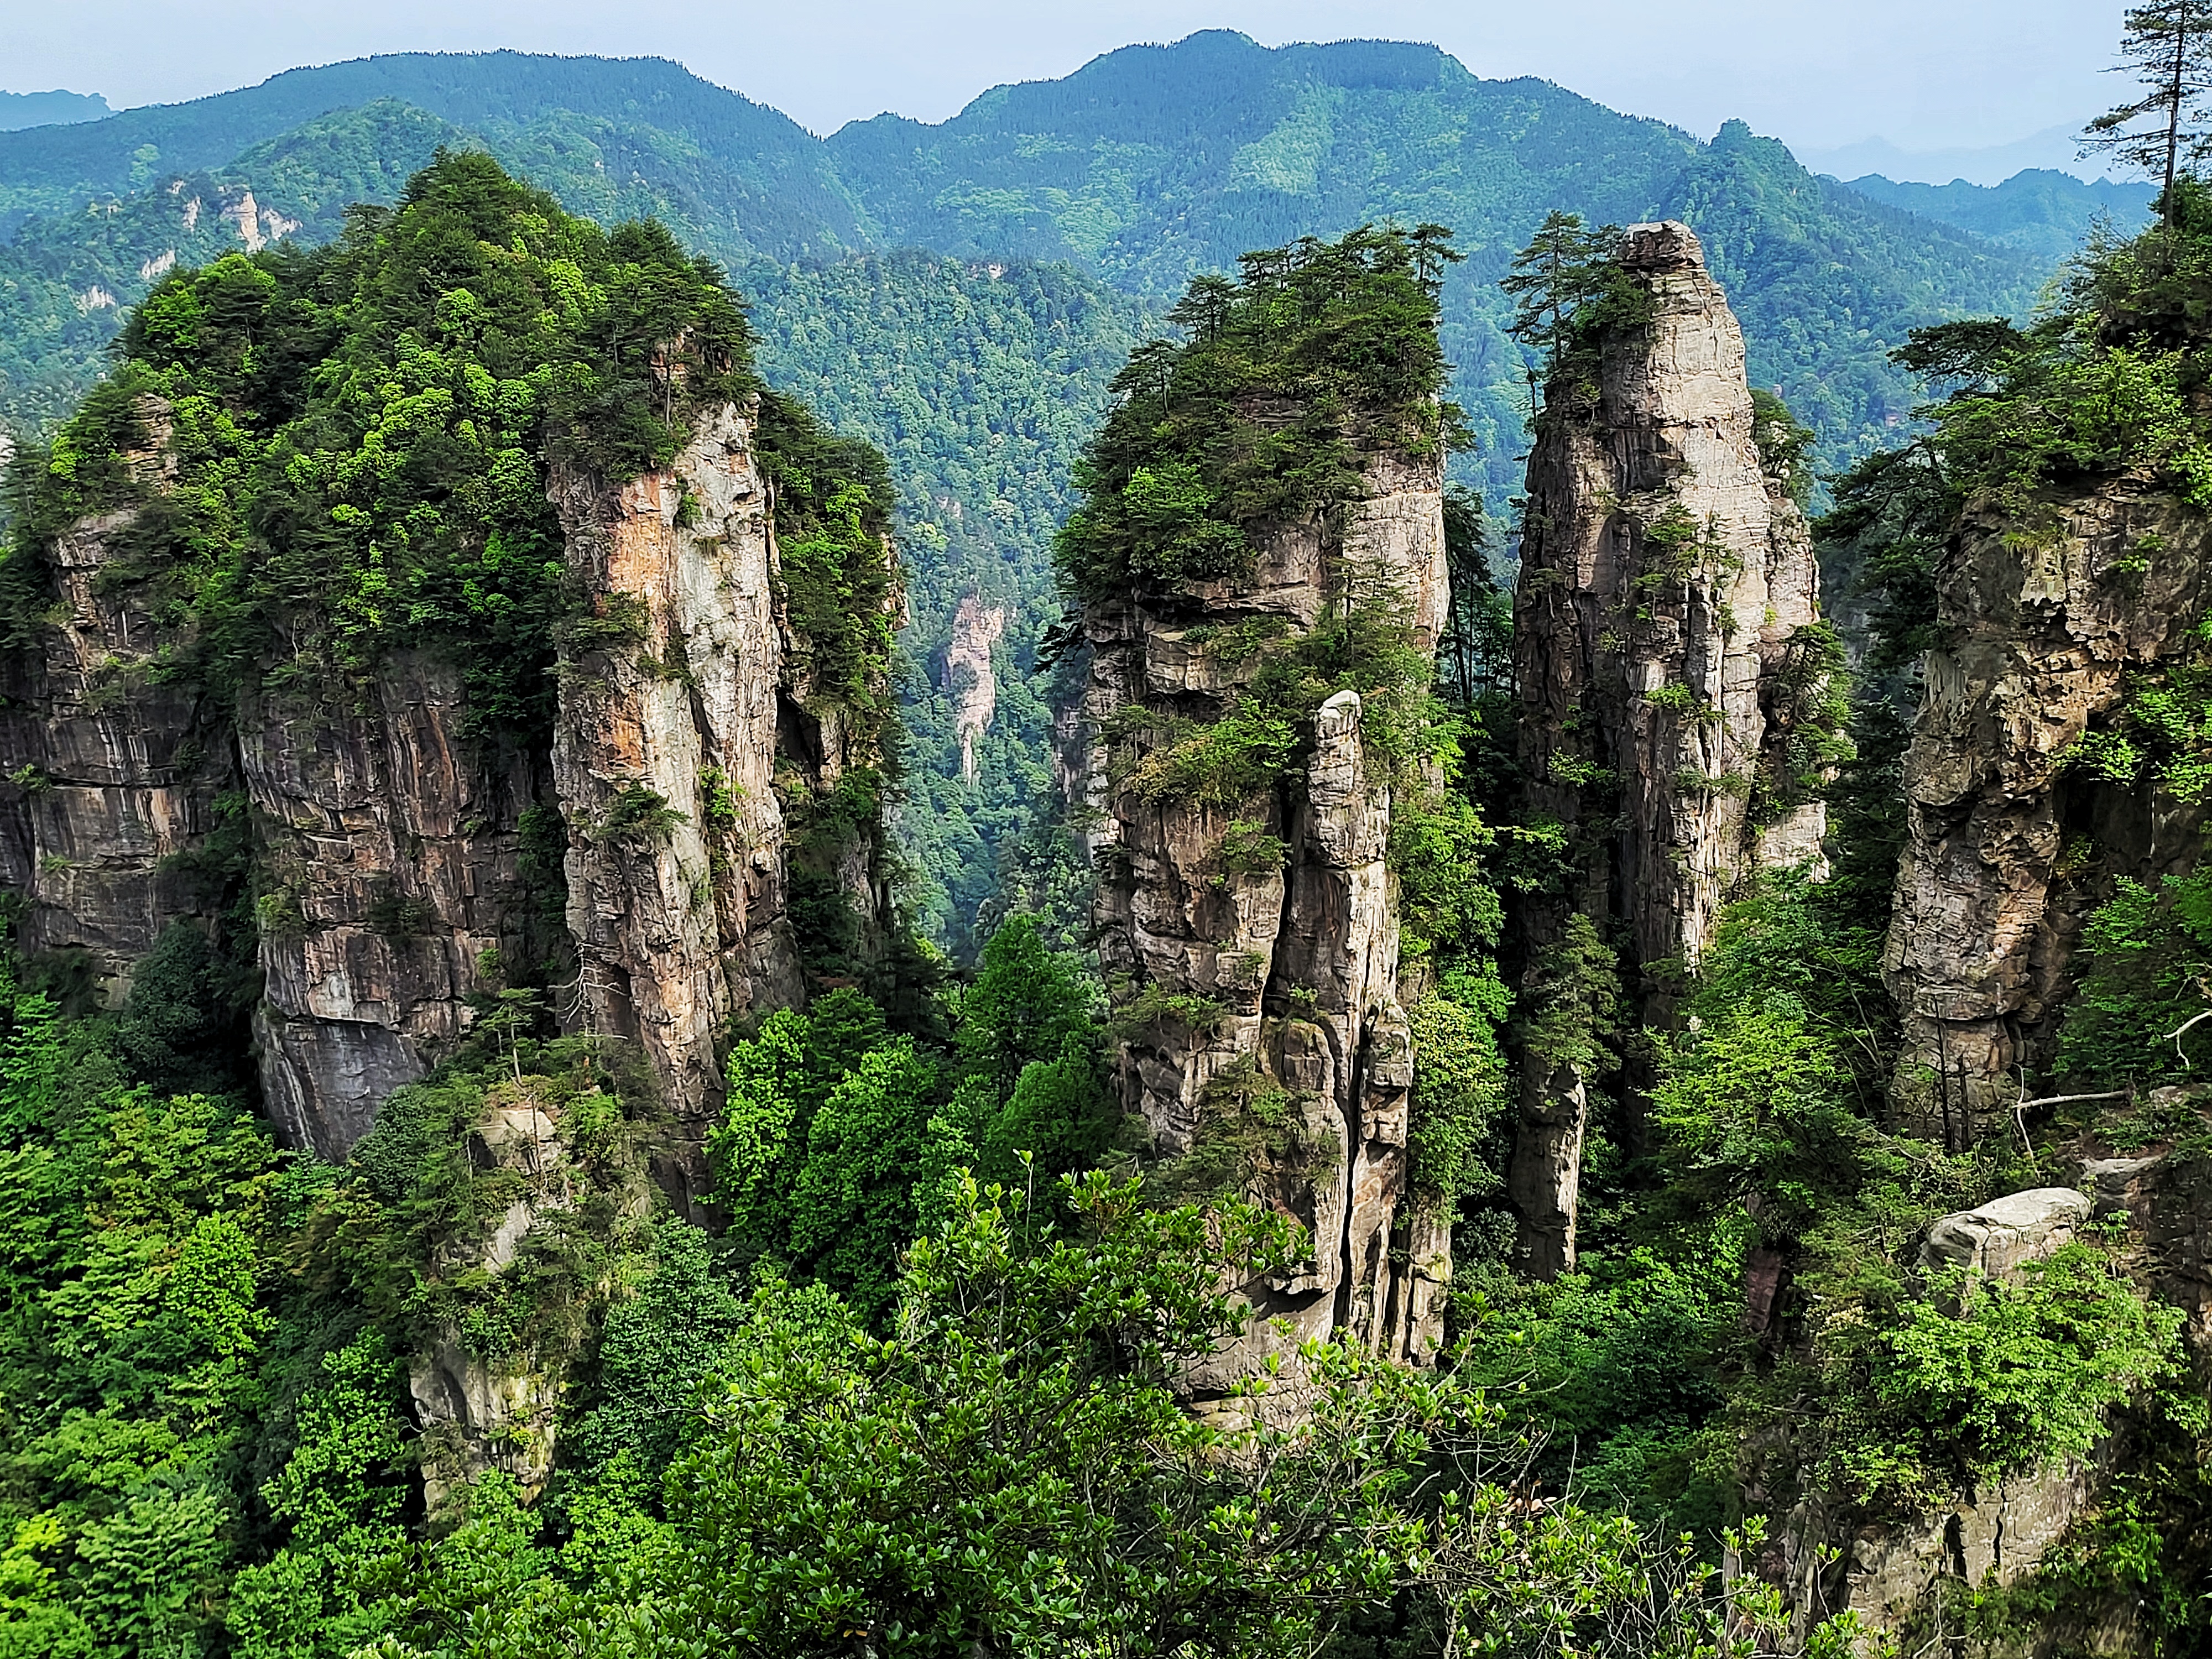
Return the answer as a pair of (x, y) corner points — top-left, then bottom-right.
(1082, 442), (1451, 1392)
(1884, 483), (2212, 1144)
(1508, 222), (1830, 1276)
(548, 399), (820, 1183)
(1, 397), (886, 1169)
(243, 660), (555, 1158)
(0, 396), (236, 1004)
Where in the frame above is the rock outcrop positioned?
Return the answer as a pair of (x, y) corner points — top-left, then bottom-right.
(548, 400), (813, 1172)
(0, 397), (890, 1168)
(944, 593), (1006, 784)
(1885, 484), (2212, 1144)
(1082, 442), (1451, 1390)
(0, 396), (236, 1004)
(1919, 1186), (2091, 1280)
(1508, 222), (1831, 1276)
(243, 659), (555, 1159)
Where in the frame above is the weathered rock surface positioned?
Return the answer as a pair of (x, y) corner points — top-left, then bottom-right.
(1, 394), (888, 1173)
(1838, 1463), (2094, 1630)
(1885, 484), (2212, 1143)
(1083, 439), (1450, 1388)
(1920, 1186), (2091, 1280)
(0, 397), (236, 1003)
(549, 399), (888, 1193)
(549, 401), (801, 1145)
(243, 656), (554, 1159)
(1509, 222), (1830, 1276)
(943, 593), (1006, 783)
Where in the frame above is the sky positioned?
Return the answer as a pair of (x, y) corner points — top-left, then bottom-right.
(0, 0), (2129, 181)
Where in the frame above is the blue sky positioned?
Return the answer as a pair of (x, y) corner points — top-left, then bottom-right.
(0, 0), (2126, 181)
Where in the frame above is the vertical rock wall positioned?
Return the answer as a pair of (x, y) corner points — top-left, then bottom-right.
(549, 399), (845, 1178)
(1509, 222), (1828, 1276)
(0, 397), (236, 1003)
(243, 659), (552, 1159)
(1884, 486), (2212, 1142)
(0, 394), (886, 1170)
(1084, 439), (1451, 1391)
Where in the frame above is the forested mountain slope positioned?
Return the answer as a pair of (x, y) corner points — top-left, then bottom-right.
(823, 32), (2052, 484)
(0, 51), (864, 251)
(0, 35), (2071, 948)
(1842, 167), (2156, 259)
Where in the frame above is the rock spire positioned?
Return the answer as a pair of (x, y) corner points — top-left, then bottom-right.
(1508, 221), (1832, 1276)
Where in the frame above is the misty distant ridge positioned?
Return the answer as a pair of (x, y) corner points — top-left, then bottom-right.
(0, 38), (2130, 477)
(0, 41), (2133, 202)
(0, 90), (110, 133)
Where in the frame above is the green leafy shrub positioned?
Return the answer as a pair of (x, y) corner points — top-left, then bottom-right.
(1054, 224), (1465, 605)
(2057, 869), (2212, 1083)
(1824, 1244), (2195, 1505)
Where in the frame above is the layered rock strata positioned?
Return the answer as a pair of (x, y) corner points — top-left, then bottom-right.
(1509, 222), (1830, 1276)
(1083, 443), (1451, 1389)
(1884, 484), (2212, 1144)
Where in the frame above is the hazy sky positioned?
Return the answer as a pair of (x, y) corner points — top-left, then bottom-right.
(0, 0), (2127, 161)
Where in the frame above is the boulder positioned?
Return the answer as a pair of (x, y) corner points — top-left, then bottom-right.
(1920, 1186), (2092, 1280)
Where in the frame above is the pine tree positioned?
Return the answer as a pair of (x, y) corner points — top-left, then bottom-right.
(2082, 2), (2212, 223)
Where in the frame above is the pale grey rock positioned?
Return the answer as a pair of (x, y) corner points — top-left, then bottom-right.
(549, 398), (890, 1190)
(1509, 222), (1831, 1275)
(943, 593), (1006, 782)
(1844, 1463), (2091, 1628)
(1921, 1186), (2092, 1280)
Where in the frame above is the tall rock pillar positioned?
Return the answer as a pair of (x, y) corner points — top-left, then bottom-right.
(1509, 222), (1830, 1275)
(1084, 437), (1452, 1400)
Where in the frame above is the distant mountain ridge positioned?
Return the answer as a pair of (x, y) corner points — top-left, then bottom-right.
(0, 35), (2105, 943)
(0, 36), (2060, 486)
(1839, 169), (2155, 260)
(0, 91), (109, 134)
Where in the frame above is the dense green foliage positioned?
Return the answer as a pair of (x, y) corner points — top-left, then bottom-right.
(1056, 224), (1463, 603)
(0, 150), (894, 758)
(737, 251), (1154, 953)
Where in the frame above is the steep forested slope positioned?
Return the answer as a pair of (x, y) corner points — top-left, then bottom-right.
(0, 52), (864, 251)
(737, 251), (1152, 951)
(0, 36), (2072, 950)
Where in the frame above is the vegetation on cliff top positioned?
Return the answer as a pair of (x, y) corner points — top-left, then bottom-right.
(0, 149), (895, 748)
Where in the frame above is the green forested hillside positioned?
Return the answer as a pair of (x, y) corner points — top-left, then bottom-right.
(1843, 168), (2156, 259)
(0, 35), (2080, 947)
(737, 251), (1154, 951)
(0, 53), (864, 251)
(823, 33), (2052, 487)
